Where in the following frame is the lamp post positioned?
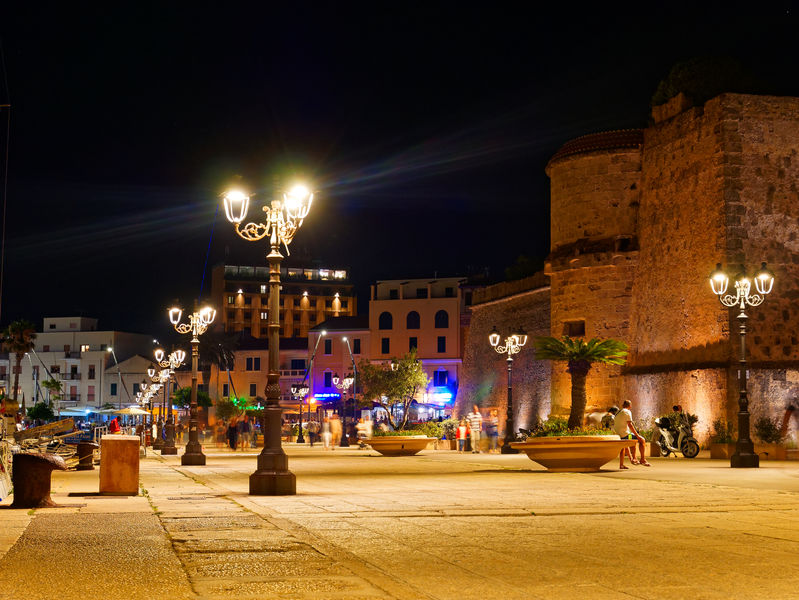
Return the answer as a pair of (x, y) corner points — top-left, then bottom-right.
(709, 262), (775, 468)
(333, 372), (354, 447)
(343, 336), (358, 424)
(223, 182), (313, 495)
(290, 383), (309, 443)
(169, 303), (216, 466)
(488, 326), (528, 454)
(151, 348), (186, 455)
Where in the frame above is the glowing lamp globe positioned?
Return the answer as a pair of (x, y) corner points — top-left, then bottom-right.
(753, 262), (775, 295)
(709, 264), (729, 296)
(223, 189), (250, 224)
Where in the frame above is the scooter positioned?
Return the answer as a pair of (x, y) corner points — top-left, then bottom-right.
(654, 415), (700, 458)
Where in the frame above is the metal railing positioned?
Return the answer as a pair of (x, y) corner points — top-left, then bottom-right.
(93, 426), (108, 444)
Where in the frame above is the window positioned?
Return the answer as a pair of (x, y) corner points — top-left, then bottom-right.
(227, 295), (234, 304)
(378, 312), (393, 330)
(325, 300), (332, 308)
(133, 383), (140, 394)
(87, 385), (95, 402)
(244, 311), (252, 320)
(50, 365), (60, 374)
(293, 298), (300, 307)
(465, 291), (473, 305)
(353, 338), (361, 354)
(310, 314), (317, 322)
(389, 289), (399, 299)
(260, 311), (268, 319)
(445, 287), (454, 297)
(11, 366), (20, 374)
(324, 372), (332, 387)
(100, 344), (107, 350)
(49, 324), (56, 329)
(80, 344), (90, 352)
(293, 328), (300, 337)
(409, 337), (417, 351)
(406, 311), (420, 329)
(69, 322), (77, 329)
(244, 296), (252, 305)
(291, 359), (305, 370)
(310, 299), (317, 307)
(223, 383), (229, 397)
(32, 366), (39, 378)
(416, 288), (428, 298)
(381, 337), (390, 354)
(43, 345), (50, 352)
(227, 310), (235, 320)
(435, 310), (449, 328)
(341, 300), (348, 309)
(563, 320), (586, 337)
(260, 284), (267, 294)
(250, 383), (257, 397)
(437, 336), (446, 353)
(324, 339), (332, 355)
(279, 298), (284, 306)
(64, 345), (70, 352)
(433, 370), (448, 386)
(88, 365), (96, 379)
(110, 383), (118, 396)
(245, 357), (261, 371)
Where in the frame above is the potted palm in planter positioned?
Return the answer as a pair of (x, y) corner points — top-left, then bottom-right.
(753, 416), (787, 460)
(709, 418), (736, 459)
(511, 336), (634, 472)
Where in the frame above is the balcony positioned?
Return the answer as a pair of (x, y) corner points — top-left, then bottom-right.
(279, 369), (305, 377)
(61, 372), (82, 380)
(65, 351), (81, 359)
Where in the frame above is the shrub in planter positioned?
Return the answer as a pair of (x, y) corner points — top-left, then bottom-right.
(710, 418), (737, 459)
(754, 415), (787, 460)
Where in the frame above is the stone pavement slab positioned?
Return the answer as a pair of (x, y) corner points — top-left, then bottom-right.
(1, 447), (799, 599)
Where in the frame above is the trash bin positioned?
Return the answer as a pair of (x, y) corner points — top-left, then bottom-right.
(99, 434), (140, 495)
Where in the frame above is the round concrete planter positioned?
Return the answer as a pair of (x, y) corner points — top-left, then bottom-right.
(511, 435), (636, 472)
(365, 436), (437, 456)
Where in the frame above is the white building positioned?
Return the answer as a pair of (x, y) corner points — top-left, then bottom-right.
(2, 317), (154, 411)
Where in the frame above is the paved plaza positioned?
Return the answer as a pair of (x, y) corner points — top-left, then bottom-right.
(2, 446), (799, 599)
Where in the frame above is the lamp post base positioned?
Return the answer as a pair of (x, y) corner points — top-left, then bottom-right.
(181, 441), (206, 466)
(731, 452), (759, 468)
(249, 470), (296, 495)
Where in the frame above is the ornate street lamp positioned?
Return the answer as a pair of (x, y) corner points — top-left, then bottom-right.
(169, 304), (216, 466)
(223, 182), (313, 495)
(709, 262), (775, 468)
(151, 348), (186, 455)
(333, 372), (354, 447)
(489, 325), (528, 454)
(290, 383), (310, 443)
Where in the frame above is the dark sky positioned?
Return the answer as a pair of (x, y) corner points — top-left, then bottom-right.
(1, 1), (798, 339)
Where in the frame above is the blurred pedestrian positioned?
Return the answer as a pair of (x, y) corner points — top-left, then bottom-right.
(227, 418), (239, 451)
(457, 419), (469, 452)
(486, 408), (499, 452)
(322, 416), (332, 449)
(329, 413), (342, 448)
(467, 405), (483, 454)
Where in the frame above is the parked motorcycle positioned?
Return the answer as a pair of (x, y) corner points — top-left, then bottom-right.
(654, 415), (700, 458)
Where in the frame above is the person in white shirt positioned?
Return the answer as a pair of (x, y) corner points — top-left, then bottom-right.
(614, 400), (650, 468)
(466, 405), (483, 454)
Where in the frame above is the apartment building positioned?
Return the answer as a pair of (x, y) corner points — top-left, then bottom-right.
(211, 263), (356, 339)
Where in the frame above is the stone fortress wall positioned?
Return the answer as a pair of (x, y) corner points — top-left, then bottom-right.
(457, 93), (799, 444)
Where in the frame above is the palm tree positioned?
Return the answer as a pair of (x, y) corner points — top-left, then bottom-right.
(534, 336), (629, 430)
(2, 319), (37, 413)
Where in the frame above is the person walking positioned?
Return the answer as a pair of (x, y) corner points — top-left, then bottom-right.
(457, 419), (469, 452)
(226, 418), (239, 451)
(466, 405), (483, 454)
(308, 419), (320, 447)
(329, 413), (342, 449)
(322, 416), (332, 449)
(238, 416), (251, 450)
(486, 408), (499, 453)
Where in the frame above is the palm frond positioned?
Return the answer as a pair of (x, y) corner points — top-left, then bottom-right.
(533, 335), (628, 366)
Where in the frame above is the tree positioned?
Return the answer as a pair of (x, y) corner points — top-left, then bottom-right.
(650, 56), (761, 108)
(172, 386), (212, 409)
(214, 398), (242, 421)
(2, 320), (37, 413)
(533, 336), (628, 430)
(40, 378), (62, 408)
(27, 401), (54, 422)
(358, 348), (430, 430)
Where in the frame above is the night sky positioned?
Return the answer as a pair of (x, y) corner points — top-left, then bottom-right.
(1, 2), (797, 339)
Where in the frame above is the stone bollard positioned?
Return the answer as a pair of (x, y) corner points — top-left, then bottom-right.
(76, 441), (100, 471)
(99, 435), (140, 495)
(10, 453), (68, 509)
